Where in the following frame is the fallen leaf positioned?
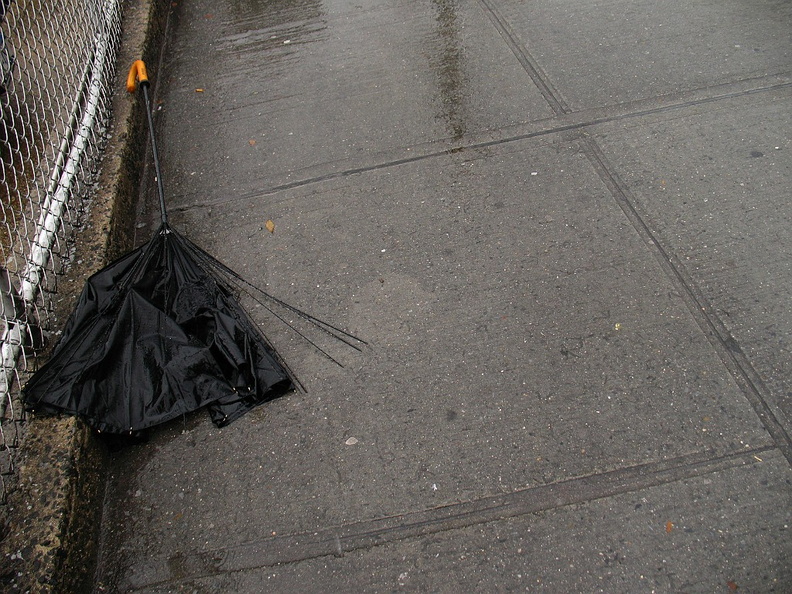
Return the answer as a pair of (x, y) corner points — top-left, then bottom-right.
(345, 437), (358, 445)
(249, 139), (256, 146)
(727, 581), (738, 591)
(195, 88), (204, 93)
(665, 521), (673, 533)
(265, 219), (275, 234)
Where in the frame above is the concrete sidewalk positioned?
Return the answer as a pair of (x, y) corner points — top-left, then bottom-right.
(95, 0), (792, 591)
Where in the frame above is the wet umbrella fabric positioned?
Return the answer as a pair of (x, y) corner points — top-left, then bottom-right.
(23, 223), (294, 433)
(22, 60), (362, 434)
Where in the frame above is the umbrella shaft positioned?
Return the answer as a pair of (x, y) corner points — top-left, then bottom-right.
(141, 81), (168, 225)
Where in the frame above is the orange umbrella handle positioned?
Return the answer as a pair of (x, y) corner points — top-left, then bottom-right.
(126, 59), (167, 223)
(126, 60), (149, 93)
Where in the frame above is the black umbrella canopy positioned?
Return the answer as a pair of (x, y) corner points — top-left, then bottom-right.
(24, 224), (295, 433)
(23, 61), (364, 434)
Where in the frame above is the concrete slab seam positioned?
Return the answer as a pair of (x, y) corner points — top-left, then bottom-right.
(477, 0), (571, 115)
(581, 138), (792, 465)
(168, 77), (792, 215)
(462, 0), (792, 465)
(126, 445), (774, 590)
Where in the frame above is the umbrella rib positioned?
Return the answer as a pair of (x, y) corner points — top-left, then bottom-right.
(174, 232), (367, 351)
(237, 290), (346, 368)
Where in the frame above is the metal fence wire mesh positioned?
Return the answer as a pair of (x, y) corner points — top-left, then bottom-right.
(0, 0), (123, 501)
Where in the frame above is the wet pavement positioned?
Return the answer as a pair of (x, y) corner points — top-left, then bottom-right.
(95, 0), (792, 591)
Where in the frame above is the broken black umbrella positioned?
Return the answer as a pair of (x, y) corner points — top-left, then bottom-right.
(22, 60), (364, 434)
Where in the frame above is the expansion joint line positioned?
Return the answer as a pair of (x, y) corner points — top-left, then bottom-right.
(581, 139), (792, 464)
(131, 446), (772, 590)
(477, 0), (571, 116)
(477, 0), (792, 462)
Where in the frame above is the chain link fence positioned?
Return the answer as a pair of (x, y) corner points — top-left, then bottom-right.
(0, 0), (123, 501)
